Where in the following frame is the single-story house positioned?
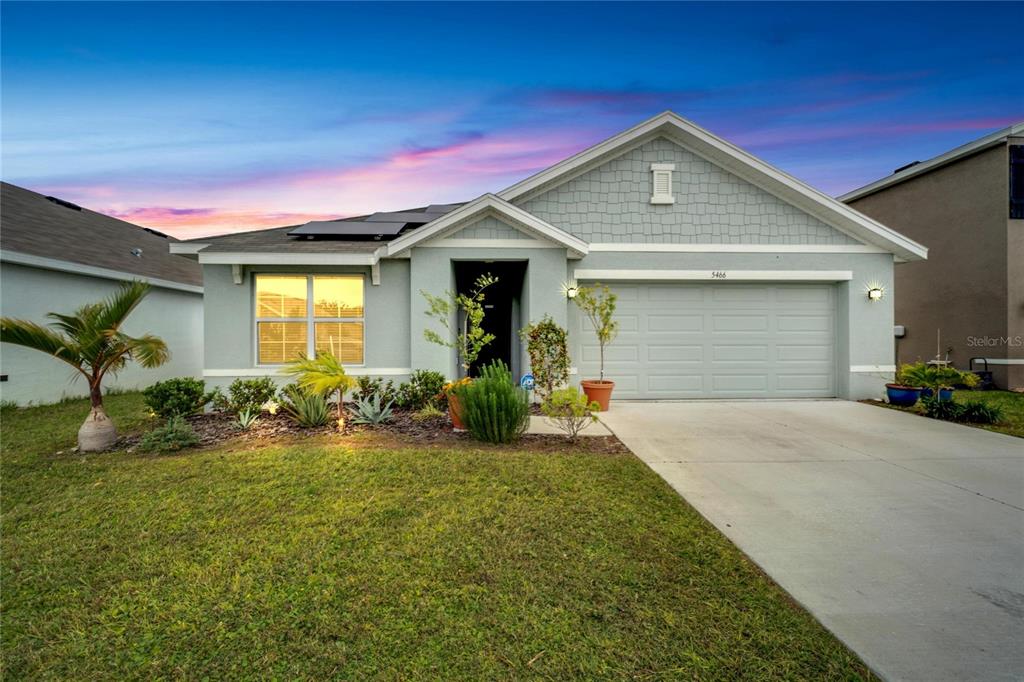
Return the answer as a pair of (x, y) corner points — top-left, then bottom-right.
(171, 112), (927, 401)
(1, 182), (204, 405)
(841, 123), (1024, 391)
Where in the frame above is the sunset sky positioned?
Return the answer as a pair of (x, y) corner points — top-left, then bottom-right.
(2, 1), (1021, 240)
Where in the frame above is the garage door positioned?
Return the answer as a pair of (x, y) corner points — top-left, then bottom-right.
(575, 283), (836, 399)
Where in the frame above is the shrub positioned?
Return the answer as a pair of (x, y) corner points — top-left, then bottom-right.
(958, 401), (1004, 424)
(352, 376), (398, 405)
(282, 352), (355, 425)
(143, 377), (211, 418)
(421, 273), (498, 372)
(349, 393), (394, 425)
(897, 362), (979, 391)
(921, 396), (966, 421)
(520, 315), (569, 403)
(139, 416), (200, 453)
(279, 385), (331, 428)
(412, 403), (446, 421)
(542, 388), (600, 441)
(396, 370), (446, 410)
(454, 360), (530, 444)
(227, 378), (278, 413)
(572, 284), (618, 381)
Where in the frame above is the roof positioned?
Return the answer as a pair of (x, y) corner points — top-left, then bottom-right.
(384, 194), (589, 258)
(0, 181), (203, 288)
(498, 111), (927, 262)
(839, 121), (1024, 203)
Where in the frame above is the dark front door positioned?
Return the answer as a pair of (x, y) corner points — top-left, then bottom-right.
(453, 260), (526, 377)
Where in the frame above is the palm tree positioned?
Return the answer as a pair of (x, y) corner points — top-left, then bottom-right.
(1, 281), (169, 451)
(282, 351), (355, 427)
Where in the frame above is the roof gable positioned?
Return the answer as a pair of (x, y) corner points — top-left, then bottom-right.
(384, 194), (589, 258)
(499, 112), (927, 261)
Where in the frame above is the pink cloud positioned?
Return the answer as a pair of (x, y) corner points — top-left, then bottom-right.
(105, 206), (339, 240)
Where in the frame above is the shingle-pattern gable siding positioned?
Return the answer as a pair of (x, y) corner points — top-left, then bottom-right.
(520, 137), (860, 245)
(449, 214), (531, 240)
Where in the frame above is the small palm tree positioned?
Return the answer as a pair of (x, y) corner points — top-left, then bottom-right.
(1, 281), (169, 451)
(282, 351), (355, 427)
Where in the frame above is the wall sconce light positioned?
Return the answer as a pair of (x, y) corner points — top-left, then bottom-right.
(562, 281), (579, 299)
(866, 283), (885, 302)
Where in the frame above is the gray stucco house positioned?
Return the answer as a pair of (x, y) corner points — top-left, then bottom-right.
(1, 182), (204, 404)
(171, 112), (927, 400)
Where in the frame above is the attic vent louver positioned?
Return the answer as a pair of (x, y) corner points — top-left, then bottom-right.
(650, 163), (675, 204)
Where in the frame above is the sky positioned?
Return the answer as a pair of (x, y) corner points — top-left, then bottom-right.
(2, 1), (1021, 239)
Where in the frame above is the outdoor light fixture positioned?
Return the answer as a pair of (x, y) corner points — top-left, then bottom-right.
(562, 281), (579, 299)
(866, 282), (885, 302)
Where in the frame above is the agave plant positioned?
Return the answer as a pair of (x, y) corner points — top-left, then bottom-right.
(0, 281), (169, 451)
(348, 393), (395, 425)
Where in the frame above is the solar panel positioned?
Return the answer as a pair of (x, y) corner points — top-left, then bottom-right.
(425, 204), (462, 214)
(364, 211), (437, 223)
(288, 220), (407, 238)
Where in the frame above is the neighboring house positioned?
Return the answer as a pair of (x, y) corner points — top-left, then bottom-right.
(841, 123), (1024, 391)
(172, 112), (926, 401)
(0, 182), (204, 404)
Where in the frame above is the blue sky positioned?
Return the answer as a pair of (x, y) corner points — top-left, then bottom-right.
(2, 1), (1021, 237)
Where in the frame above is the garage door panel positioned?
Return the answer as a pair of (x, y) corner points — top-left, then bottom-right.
(648, 314), (703, 332)
(712, 315), (769, 332)
(575, 283), (836, 399)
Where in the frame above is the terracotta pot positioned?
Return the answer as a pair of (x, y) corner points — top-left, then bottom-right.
(581, 379), (615, 412)
(447, 393), (466, 430)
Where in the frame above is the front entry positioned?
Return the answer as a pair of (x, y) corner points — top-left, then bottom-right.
(453, 261), (527, 377)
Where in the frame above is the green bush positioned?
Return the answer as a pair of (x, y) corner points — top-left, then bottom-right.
(226, 378), (278, 413)
(897, 362), (979, 391)
(138, 416), (200, 453)
(541, 388), (599, 441)
(396, 370), (447, 410)
(143, 377), (211, 418)
(351, 376), (398, 405)
(455, 361), (530, 444)
(958, 401), (1005, 424)
(921, 397), (966, 421)
(279, 385), (331, 428)
(520, 315), (569, 403)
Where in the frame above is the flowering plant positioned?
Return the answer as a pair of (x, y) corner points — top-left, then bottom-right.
(443, 377), (472, 397)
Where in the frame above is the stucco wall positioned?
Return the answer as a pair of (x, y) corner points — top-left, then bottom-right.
(0, 262), (203, 404)
(521, 136), (858, 245)
(846, 145), (1013, 386)
(568, 251), (896, 400)
(201, 261), (410, 391)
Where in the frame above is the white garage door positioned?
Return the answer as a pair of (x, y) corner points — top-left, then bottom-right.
(575, 283), (836, 399)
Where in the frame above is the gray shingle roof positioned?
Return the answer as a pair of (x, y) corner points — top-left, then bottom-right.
(1, 182), (203, 287)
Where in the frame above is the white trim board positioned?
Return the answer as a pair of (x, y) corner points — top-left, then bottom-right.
(197, 252), (377, 266)
(850, 365), (896, 373)
(587, 243), (889, 254)
(0, 249), (204, 294)
(419, 238), (560, 249)
(204, 367), (412, 377)
(497, 111), (927, 262)
(573, 269), (853, 282)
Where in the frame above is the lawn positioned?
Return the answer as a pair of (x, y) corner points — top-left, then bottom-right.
(2, 393), (870, 680)
(873, 390), (1024, 439)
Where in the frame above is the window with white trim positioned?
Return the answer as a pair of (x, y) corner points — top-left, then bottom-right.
(650, 163), (676, 204)
(255, 274), (364, 365)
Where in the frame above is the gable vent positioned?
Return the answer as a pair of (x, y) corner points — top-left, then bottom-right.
(650, 163), (675, 204)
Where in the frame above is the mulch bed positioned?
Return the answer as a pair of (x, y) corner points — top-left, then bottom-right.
(121, 408), (630, 455)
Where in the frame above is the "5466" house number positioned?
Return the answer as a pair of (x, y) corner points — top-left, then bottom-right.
(711, 271), (727, 279)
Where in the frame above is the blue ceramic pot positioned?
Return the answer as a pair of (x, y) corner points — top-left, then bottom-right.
(921, 388), (954, 401)
(886, 384), (922, 407)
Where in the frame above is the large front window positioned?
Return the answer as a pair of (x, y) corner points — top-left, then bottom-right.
(255, 274), (364, 365)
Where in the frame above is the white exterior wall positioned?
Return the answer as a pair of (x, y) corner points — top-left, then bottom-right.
(0, 262), (203, 405)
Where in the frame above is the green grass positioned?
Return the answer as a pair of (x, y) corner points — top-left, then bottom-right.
(875, 390), (1024, 439)
(2, 394), (869, 680)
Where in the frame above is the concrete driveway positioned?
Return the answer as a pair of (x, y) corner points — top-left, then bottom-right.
(600, 400), (1024, 682)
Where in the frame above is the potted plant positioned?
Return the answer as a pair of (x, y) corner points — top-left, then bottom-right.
(572, 284), (618, 411)
(421, 274), (497, 428)
(891, 362), (979, 406)
(887, 363), (926, 407)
